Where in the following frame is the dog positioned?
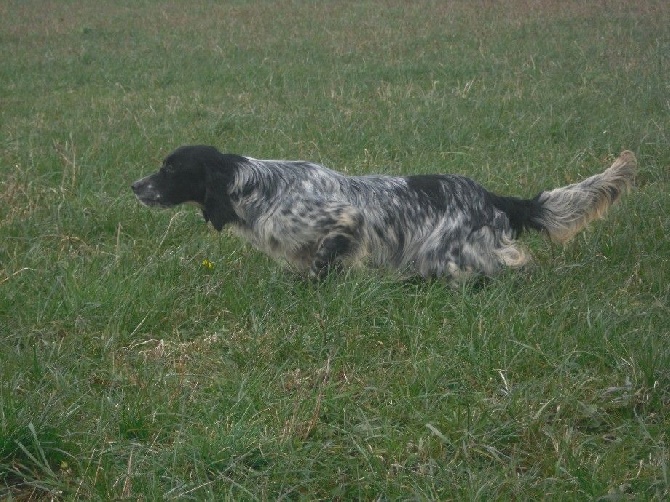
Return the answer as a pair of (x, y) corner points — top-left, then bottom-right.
(132, 145), (636, 283)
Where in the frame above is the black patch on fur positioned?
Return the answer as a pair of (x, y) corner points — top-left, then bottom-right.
(322, 234), (353, 259)
(405, 175), (449, 212)
(203, 167), (240, 231)
(312, 234), (354, 277)
(486, 192), (545, 236)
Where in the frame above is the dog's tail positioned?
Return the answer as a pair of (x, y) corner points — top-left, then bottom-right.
(493, 151), (637, 243)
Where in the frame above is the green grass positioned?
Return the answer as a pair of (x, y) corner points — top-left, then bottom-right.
(1, 0), (669, 499)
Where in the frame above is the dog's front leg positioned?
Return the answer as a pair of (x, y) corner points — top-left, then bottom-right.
(309, 206), (363, 279)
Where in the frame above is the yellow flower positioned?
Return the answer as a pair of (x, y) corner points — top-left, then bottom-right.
(201, 259), (215, 270)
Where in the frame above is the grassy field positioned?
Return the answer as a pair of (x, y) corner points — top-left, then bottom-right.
(1, 0), (669, 499)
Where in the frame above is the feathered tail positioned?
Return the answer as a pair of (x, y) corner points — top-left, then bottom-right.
(527, 151), (637, 243)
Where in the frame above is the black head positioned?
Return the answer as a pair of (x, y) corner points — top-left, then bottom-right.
(131, 145), (243, 230)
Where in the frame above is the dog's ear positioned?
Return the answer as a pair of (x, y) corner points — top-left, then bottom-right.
(203, 166), (238, 232)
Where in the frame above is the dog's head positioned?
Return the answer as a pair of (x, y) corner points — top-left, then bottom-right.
(131, 145), (242, 231)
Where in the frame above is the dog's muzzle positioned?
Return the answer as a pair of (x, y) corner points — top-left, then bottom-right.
(132, 176), (167, 207)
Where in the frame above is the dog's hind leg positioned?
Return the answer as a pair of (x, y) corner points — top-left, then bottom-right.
(418, 226), (530, 285)
(458, 227), (530, 280)
(310, 205), (364, 279)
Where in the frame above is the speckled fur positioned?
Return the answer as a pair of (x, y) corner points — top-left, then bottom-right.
(132, 146), (636, 283)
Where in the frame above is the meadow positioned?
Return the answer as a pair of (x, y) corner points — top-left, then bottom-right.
(1, 0), (669, 499)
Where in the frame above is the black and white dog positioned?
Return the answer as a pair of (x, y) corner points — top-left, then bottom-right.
(132, 146), (636, 283)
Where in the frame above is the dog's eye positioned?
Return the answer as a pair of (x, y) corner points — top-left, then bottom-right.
(162, 164), (176, 175)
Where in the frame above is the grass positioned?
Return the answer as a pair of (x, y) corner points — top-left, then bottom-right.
(1, 0), (669, 499)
